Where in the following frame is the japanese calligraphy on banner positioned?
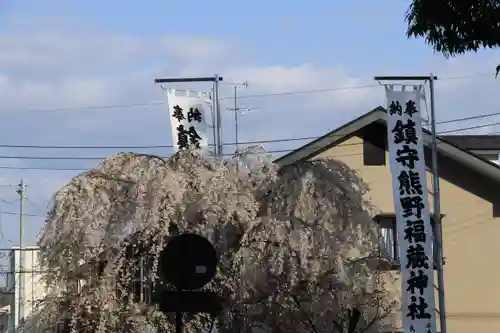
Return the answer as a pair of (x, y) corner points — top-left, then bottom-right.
(166, 89), (211, 152)
(385, 86), (436, 333)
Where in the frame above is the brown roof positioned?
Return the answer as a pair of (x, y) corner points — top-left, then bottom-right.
(275, 107), (500, 182)
(440, 135), (500, 151)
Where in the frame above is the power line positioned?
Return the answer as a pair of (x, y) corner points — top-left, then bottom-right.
(439, 120), (500, 134)
(0, 144), (175, 149)
(0, 108), (499, 151)
(0, 211), (42, 217)
(0, 103), (500, 151)
(0, 122), (494, 170)
(0, 166), (86, 171)
(0, 119), (496, 161)
(0, 199), (19, 205)
(0, 156), (106, 160)
(220, 84), (380, 99)
(0, 121), (496, 173)
(0, 151), (365, 171)
(436, 110), (500, 125)
(0, 136), (330, 149)
(16, 101), (168, 114)
(219, 70), (490, 100)
(0, 145), (356, 161)
(0, 119), (494, 172)
(0, 109), (496, 171)
(3, 70), (494, 115)
(25, 198), (44, 216)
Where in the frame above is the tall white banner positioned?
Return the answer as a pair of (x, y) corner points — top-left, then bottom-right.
(167, 89), (211, 152)
(385, 86), (436, 333)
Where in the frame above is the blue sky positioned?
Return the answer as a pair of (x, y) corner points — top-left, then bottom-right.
(0, 0), (499, 249)
(1, 0), (419, 70)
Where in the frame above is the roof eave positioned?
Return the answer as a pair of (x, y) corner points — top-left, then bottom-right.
(274, 107), (386, 167)
(274, 107), (500, 182)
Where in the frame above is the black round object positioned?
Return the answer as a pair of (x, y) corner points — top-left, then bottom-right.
(159, 233), (218, 290)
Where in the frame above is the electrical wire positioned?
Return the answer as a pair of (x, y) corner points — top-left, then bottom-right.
(220, 83), (380, 99)
(0, 199), (19, 205)
(0, 144), (176, 149)
(13, 101), (169, 114)
(0, 119), (495, 162)
(0, 108), (498, 151)
(0, 211), (42, 217)
(436, 110), (500, 125)
(25, 198), (44, 216)
(1, 70), (494, 114)
(0, 135), (320, 149)
(1, 122), (496, 171)
(0, 102), (499, 151)
(438, 120), (500, 134)
(0, 94), (496, 170)
(0, 152), (367, 171)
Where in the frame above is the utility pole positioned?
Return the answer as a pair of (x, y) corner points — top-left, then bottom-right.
(0, 183), (19, 332)
(227, 81), (249, 151)
(16, 178), (26, 328)
(214, 74), (223, 157)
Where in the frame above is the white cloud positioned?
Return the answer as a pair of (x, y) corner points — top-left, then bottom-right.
(0, 15), (497, 143)
(0, 74), (121, 110)
(0, 17), (233, 78)
(0, 15), (387, 246)
(0, 15), (389, 153)
(1, 14), (500, 247)
(225, 64), (382, 109)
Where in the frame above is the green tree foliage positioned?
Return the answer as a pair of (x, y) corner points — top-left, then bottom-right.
(406, 0), (500, 56)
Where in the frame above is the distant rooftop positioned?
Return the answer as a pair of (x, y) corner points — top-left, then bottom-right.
(441, 135), (500, 151)
(0, 287), (12, 308)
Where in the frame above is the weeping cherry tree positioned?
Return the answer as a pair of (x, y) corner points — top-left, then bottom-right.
(31, 147), (398, 333)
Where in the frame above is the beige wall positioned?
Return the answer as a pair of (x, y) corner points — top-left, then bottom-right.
(314, 135), (500, 332)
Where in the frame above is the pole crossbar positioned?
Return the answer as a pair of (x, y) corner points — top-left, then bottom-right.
(153, 75), (224, 157)
(374, 76), (438, 81)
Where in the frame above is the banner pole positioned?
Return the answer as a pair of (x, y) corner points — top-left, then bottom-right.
(429, 74), (447, 333)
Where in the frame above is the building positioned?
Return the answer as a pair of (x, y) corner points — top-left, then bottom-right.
(440, 135), (500, 165)
(276, 106), (500, 333)
(7, 246), (46, 332)
(0, 287), (13, 333)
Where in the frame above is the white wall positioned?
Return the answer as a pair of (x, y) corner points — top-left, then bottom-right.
(8, 247), (46, 331)
(485, 155), (499, 165)
(472, 152), (500, 165)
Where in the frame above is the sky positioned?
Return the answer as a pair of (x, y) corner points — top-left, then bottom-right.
(0, 0), (499, 253)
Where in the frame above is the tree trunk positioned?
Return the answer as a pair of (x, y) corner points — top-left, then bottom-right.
(347, 308), (361, 333)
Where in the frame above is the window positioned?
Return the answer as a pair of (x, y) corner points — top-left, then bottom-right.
(374, 214), (399, 267)
(373, 213), (443, 270)
(363, 139), (386, 166)
(362, 131), (386, 166)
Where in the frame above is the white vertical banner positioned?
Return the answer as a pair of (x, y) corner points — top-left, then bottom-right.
(385, 86), (436, 333)
(167, 89), (211, 152)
